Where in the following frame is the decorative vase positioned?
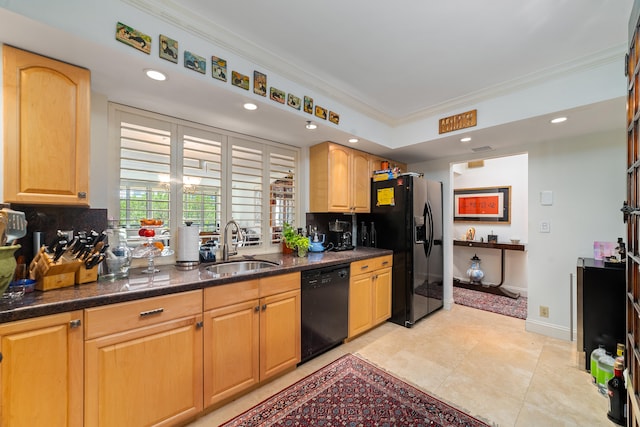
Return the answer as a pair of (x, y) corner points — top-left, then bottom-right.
(297, 246), (308, 257)
(0, 245), (21, 295)
(466, 253), (484, 284)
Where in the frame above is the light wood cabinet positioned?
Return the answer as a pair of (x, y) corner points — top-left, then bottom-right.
(203, 280), (260, 407)
(203, 272), (300, 408)
(369, 154), (407, 175)
(0, 310), (84, 427)
(260, 287), (301, 380)
(84, 291), (203, 427)
(372, 267), (392, 325)
(3, 45), (90, 206)
(348, 255), (393, 339)
(309, 142), (370, 213)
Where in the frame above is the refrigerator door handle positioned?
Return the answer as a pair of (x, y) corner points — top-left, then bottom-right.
(424, 201), (434, 258)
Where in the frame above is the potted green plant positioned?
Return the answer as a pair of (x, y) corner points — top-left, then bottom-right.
(282, 223), (310, 257)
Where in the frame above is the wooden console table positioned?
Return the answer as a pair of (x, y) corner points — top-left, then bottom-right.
(453, 239), (526, 299)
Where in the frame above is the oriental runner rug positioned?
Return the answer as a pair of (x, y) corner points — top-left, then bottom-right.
(453, 286), (527, 319)
(220, 354), (491, 427)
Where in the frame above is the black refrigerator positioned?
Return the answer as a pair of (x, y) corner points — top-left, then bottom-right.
(368, 175), (443, 327)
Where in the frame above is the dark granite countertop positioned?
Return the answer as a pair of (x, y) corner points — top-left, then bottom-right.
(0, 247), (391, 323)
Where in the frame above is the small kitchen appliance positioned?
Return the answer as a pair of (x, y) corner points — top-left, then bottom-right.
(327, 220), (354, 251)
(0, 206), (28, 246)
(309, 233), (326, 252)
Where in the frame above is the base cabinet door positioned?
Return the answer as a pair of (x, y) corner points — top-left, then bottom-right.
(203, 274), (300, 408)
(348, 273), (374, 338)
(85, 316), (202, 426)
(84, 291), (203, 427)
(0, 311), (83, 427)
(349, 256), (393, 339)
(204, 299), (260, 407)
(260, 289), (301, 381)
(372, 267), (392, 325)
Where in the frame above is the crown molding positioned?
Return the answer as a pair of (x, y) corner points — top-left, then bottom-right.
(123, 0), (626, 128)
(394, 44), (627, 126)
(123, 0), (393, 123)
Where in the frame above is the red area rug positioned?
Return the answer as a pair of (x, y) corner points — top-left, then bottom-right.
(220, 354), (491, 427)
(453, 286), (527, 319)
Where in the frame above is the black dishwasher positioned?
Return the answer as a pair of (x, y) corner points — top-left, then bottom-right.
(300, 264), (350, 364)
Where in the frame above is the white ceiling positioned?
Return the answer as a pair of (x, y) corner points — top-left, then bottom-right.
(175, 0), (631, 120)
(0, 1), (633, 163)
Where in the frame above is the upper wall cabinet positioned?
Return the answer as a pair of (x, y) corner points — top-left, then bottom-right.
(3, 45), (91, 206)
(309, 142), (370, 213)
(369, 154), (407, 176)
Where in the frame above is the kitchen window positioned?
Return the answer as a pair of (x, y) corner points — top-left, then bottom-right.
(111, 104), (299, 253)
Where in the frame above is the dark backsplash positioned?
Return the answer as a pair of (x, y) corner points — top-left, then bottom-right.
(10, 204), (108, 264)
(305, 212), (357, 236)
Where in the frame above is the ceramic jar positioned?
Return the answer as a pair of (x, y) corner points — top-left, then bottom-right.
(466, 253), (484, 284)
(0, 245), (20, 295)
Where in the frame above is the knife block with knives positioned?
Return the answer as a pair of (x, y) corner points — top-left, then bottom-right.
(29, 230), (105, 291)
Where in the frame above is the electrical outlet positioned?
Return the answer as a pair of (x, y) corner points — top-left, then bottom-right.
(539, 306), (549, 318)
(539, 221), (551, 233)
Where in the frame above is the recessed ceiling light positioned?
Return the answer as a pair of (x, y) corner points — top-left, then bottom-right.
(460, 137), (472, 143)
(144, 69), (167, 81)
(551, 117), (567, 124)
(243, 103), (257, 111)
(348, 138), (359, 143)
(305, 121), (317, 130)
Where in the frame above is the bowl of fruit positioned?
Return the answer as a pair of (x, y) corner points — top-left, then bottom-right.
(138, 227), (157, 238)
(138, 218), (165, 238)
(140, 218), (164, 226)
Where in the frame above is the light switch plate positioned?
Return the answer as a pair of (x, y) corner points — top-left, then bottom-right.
(540, 191), (553, 206)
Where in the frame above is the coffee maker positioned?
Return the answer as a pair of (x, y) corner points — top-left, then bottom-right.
(327, 220), (354, 251)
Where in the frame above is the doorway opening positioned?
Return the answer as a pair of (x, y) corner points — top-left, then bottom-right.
(451, 153), (529, 317)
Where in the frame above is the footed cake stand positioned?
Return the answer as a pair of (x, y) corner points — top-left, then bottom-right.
(131, 227), (173, 274)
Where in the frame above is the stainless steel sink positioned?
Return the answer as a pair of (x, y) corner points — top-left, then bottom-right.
(205, 260), (280, 277)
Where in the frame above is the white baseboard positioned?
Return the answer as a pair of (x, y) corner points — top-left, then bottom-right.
(444, 297), (454, 310)
(525, 318), (572, 341)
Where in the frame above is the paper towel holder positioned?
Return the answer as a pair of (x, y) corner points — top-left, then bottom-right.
(175, 221), (201, 270)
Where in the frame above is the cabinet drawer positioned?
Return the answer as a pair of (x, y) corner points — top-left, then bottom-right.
(84, 290), (202, 339)
(260, 272), (300, 297)
(204, 279), (260, 311)
(375, 255), (393, 270)
(351, 255), (393, 274)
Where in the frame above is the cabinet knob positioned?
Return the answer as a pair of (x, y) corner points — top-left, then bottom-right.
(77, 192), (87, 199)
(254, 306), (260, 312)
(0, 352), (2, 363)
(69, 319), (82, 328)
(196, 321), (204, 329)
(262, 304), (267, 311)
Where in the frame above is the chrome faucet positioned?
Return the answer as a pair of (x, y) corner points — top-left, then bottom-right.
(222, 219), (243, 261)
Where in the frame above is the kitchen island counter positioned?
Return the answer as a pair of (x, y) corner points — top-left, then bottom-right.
(0, 247), (391, 323)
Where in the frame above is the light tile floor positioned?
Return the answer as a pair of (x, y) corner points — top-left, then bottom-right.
(189, 304), (613, 427)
